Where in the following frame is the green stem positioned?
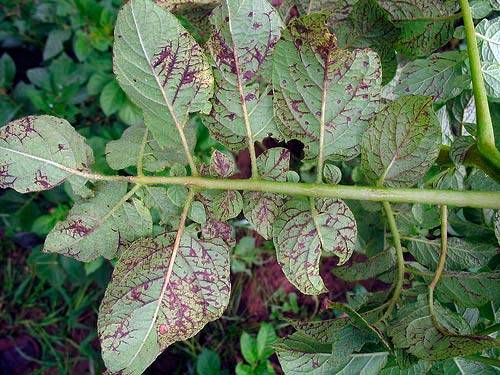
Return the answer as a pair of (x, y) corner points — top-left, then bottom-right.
(428, 205), (450, 335)
(459, 0), (500, 172)
(380, 201), (405, 321)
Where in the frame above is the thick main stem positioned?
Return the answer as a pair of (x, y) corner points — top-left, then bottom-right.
(459, 0), (500, 171)
(380, 201), (405, 321)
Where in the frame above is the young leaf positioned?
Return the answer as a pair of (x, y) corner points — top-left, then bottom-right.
(0, 116), (93, 193)
(113, 0), (213, 147)
(387, 295), (500, 360)
(256, 323), (277, 360)
(405, 237), (498, 271)
(273, 14), (382, 161)
(361, 96), (441, 187)
(273, 197), (357, 295)
(332, 247), (396, 281)
(106, 125), (196, 172)
(378, 0), (458, 58)
(394, 52), (469, 104)
(243, 148), (290, 239)
(98, 232), (230, 375)
(44, 182), (152, 262)
(203, 0), (283, 150)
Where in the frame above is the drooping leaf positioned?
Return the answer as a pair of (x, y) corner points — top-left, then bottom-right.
(394, 52), (469, 104)
(378, 0), (458, 58)
(98, 232), (230, 375)
(113, 0), (213, 147)
(44, 182), (152, 262)
(203, 0), (283, 150)
(405, 237), (497, 271)
(273, 14), (382, 161)
(408, 264), (500, 307)
(387, 295), (500, 360)
(273, 197), (357, 295)
(332, 247), (396, 281)
(0, 115), (93, 193)
(361, 96), (441, 187)
(106, 125), (196, 172)
(243, 147), (290, 239)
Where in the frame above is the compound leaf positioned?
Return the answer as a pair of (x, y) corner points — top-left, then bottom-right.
(387, 295), (500, 360)
(203, 0), (283, 149)
(273, 197), (357, 295)
(44, 182), (152, 262)
(243, 147), (290, 239)
(405, 237), (498, 271)
(0, 115), (93, 193)
(105, 125), (196, 172)
(394, 52), (469, 104)
(378, 0), (458, 58)
(273, 14), (382, 161)
(98, 232), (230, 375)
(114, 0), (213, 147)
(361, 96), (441, 187)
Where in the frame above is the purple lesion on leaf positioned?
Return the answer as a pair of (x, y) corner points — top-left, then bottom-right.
(1, 116), (40, 144)
(102, 319), (134, 352)
(0, 163), (16, 188)
(63, 218), (92, 238)
(213, 31), (237, 75)
(33, 170), (52, 189)
(56, 143), (66, 153)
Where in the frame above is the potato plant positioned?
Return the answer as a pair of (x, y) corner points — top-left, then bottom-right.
(1, 0), (500, 373)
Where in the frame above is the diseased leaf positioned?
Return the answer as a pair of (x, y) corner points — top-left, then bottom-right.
(0, 115), (93, 193)
(450, 136), (475, 166)
(114, 0), (213, 147)
(203, 0), (283, 150)
(201, 220), (236, 248)
(323, 164), (342, 185)
(387, 295), (500, 360)
(105, 125), (195, 172)
(378, 0), (458, 58)
(332, 247), (396, 281)
(394, 52), (469, 104)
(273, 14), (382, 161)
(361, 96), (441, 187)
(98, 232), (230, 375)
(44, 182), (152, 262)
(197, 190), (243, 221)
(409, 264), (500, 307)
(209, 150), (236, 178)
(405, 237), (497, 271)
(273, 197), (357, 295)
(243, 148), (290, 239)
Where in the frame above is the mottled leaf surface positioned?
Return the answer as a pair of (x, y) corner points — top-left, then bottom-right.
(203, 0), (283, 149)
(273, 197), (357, 295)
(273, 15), (381, 161)
(394, 52), (469, 104)
(209, 150), (236, 178)
(98, 232), (230, 375)
(114, 0), (213, 147)
(361, 96), (441, 187)
(378, 0), (457, 57)
(243, 148), (290, 239)
(405, 237), (497, 271)
(387, 295), (500, 360)
(44, 182), (152, 262)
(106, 125), (195, 172)
(0, 115), (93, 193)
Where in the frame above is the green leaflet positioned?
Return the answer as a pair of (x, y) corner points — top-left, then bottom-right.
(361, 96), (441, 188)
(481, 62), (500, 99)
(378, 0), (458, 58)
(387, 295), (500, 360)
(323, 164), (342, 184)
(196, 149), (243, 221)
(243, 148), (290, 239)
(440, 358), (500, 374)
(379, 361), (431, 375)
(332, 247), (396, 281)
(394, 52), (470, 104)
(476, 16), (500, 65)
(98, 231), (230, 375)
(273, 197), (357, 295)
(105, 124), (196, 172)
(203, 0), (283, 150)
(44, 182), (152, 262)
(273, 14), (381, 161)
(0, 115), (93, 193)
(404, 236), (497, 271)
(113, 0), (213, 147)
(409, 264), (500, 307)
(139, 186), (182, 226)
